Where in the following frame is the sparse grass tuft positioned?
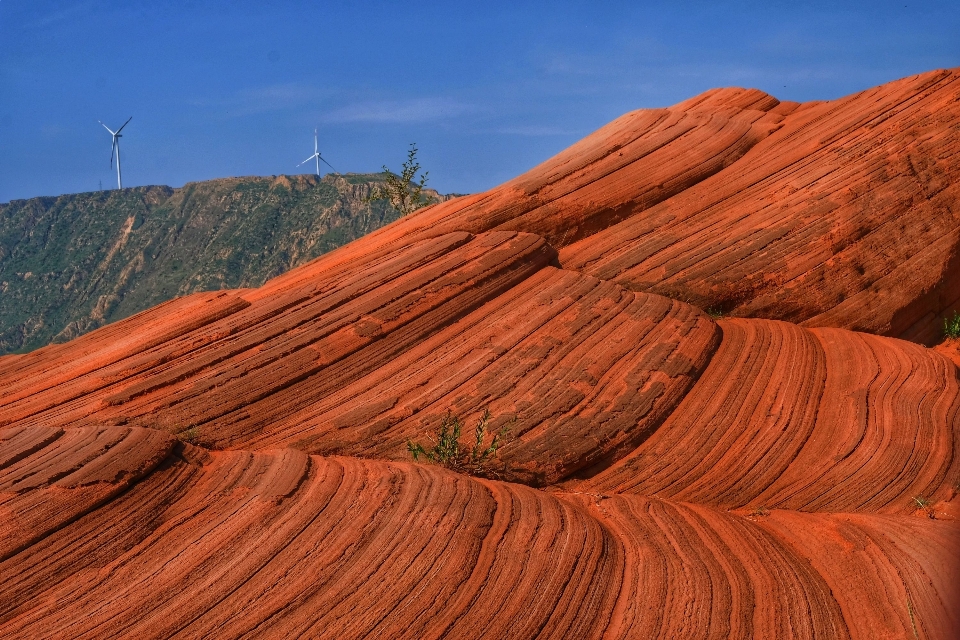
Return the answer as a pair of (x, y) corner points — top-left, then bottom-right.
(944, 311), (960, 339)
(749, 505), (771, 517)
(407, 409), (510, 476)
(176, 426), (200, 444)
(705, 306), (726, 320)
(912, 495), (936, 519)
(130, 411), (201, 445)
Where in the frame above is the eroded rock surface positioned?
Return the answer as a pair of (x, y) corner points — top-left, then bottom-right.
(560, 70), (960, 344)
(2, 427), (956, 638)
(2, 69), (959, 638)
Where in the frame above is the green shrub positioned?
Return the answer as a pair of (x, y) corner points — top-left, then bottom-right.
(366, 143), (430, 216)
(944, 311), (960, 339)
(176, 426), (200, 444)
(407, 409), (509, 475)
(705, 306), (726, 320)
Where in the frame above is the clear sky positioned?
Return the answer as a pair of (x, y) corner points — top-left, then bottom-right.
(1, 1), (957, 202)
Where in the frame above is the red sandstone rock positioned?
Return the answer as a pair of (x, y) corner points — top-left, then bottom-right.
(934, 336), (960, 368)
(565, 319), (960, 514)
(2, 69), (960, 638)
(2, 427), (956, 638)
(230, 267), (719, 486)
(560, 69), (960, 344)
(0, 428), (619, 638)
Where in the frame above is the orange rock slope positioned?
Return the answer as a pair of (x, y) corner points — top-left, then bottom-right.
(2, 68), (960, 638)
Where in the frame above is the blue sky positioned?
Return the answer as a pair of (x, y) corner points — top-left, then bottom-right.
(1, 1), (957, 202)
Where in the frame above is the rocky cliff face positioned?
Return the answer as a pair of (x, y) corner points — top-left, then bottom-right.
(0, 174), (452, 354)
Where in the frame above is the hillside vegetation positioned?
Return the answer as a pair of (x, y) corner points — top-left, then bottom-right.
(0, 173), (452, 354)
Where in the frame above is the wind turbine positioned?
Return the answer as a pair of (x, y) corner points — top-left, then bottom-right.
(99, 117), (132, 189)
(298, 128), (335, 176)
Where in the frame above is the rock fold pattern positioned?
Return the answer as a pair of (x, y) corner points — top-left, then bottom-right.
(2, 69), (959, 638)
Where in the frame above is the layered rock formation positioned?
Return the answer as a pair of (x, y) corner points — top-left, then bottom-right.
(2, 68), (959, 638)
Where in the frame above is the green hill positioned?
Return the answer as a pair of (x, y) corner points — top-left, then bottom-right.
(0, 173), (453, 354)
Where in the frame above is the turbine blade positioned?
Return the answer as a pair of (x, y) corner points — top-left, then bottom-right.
(100, 121), (116, 135)
(297, 154), (316, 166)
(319, 155), (336, 172)
(110, 140), (116, 168)
(115, 116), (133, 134)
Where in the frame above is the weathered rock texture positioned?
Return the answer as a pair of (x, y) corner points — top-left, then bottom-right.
(1, 68), (959, 638)
(559, 70), (960, 345)
(2, 425), (956, 639)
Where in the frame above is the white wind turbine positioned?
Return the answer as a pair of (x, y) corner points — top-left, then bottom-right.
(298, 128), (336, 176)
(99, 117), (132, 189)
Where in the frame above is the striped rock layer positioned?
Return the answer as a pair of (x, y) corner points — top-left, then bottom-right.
(2, 69), (959, 638)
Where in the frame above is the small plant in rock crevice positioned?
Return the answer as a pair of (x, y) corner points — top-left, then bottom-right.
(165, 412), (198, 444)
(406, 409), (510, 476)
(943, 311), (960, 339)
(705, 306), (726, 320)
(912, 495), (936, 519)
(149, 410), (201, 445)
(176, 426), (201, 444)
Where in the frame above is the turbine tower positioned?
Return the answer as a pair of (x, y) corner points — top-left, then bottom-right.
(298, 128), (335, 176)
(99, 117), (132, 189)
